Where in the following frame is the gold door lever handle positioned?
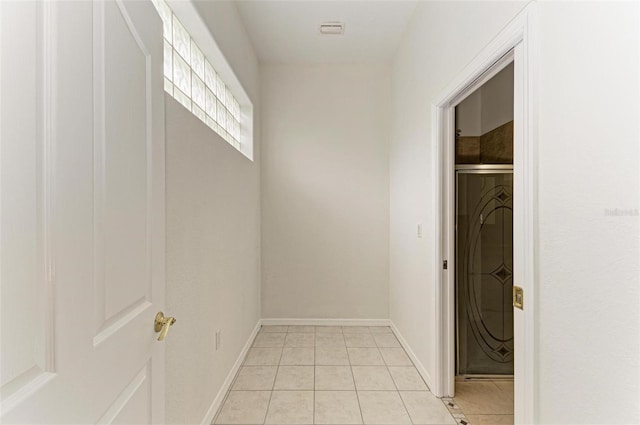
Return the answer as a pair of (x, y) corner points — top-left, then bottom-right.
(154, 312), (176, 341)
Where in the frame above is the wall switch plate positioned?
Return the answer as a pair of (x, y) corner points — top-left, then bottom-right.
(215, 330), (221, 350)
(417, 224), (423, 238)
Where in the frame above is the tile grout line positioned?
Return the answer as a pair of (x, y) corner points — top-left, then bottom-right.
(349, 352), (365, 425)
(261, 339), (285, 425)
(380, 336), (414, 425)
(312, 328), (318, 425)
(314, 339), (318, 424)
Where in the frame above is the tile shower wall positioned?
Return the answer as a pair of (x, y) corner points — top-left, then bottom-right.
(455, 62), (514, 164)
(455, 121), (513, 164)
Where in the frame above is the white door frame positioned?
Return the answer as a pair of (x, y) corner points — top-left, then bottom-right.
(431, 4), (537, 424)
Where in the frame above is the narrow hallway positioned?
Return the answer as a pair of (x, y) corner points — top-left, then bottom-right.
(2, 0), (638, 424)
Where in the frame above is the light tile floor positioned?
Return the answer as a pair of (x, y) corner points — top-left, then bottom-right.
(214, 325), (464, 425)
(443, 379), (514, 425)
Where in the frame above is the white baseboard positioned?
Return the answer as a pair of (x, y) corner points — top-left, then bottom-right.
(389, 321), (434, 392)
(201, 320), (261, 425)
(261, 318), (391, 327)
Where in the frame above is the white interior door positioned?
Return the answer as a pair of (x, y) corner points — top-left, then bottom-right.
(1, 1), (166, 423)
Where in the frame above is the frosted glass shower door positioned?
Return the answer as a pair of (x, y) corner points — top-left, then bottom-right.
(456, 171), (514, 376)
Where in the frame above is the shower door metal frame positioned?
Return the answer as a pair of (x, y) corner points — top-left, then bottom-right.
(455, 168), (514, 378)
(431, 4), (538, 424)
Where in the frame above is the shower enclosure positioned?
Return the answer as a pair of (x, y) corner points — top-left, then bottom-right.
(456, 166), (514, 376)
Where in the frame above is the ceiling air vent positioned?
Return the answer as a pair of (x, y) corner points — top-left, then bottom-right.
(319, 22), (345, 35)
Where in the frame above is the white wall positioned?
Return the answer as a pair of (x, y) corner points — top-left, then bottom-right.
(390, 0), (527, 389)
(390, 0), (639, 422)
(261, 64), (390, 319)
(480, 63), (513, 133)
(456, 89), (481, 136)
(165, 2), (261, 424)
(535, 2), (639, 422)
(457, 63), (514, 136)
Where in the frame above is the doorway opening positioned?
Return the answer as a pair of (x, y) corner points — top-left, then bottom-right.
(448, 63), (515, 423)
(455, 63), (514, 378)
(432, 7), (537, 423)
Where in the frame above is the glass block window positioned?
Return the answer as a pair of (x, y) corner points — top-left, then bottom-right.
(152, 0), (242, 151)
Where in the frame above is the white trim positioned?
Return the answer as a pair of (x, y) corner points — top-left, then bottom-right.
(260, 318), (391, 327)
(0, 370), (57, 414)
(37, 0), (56, 375)
(200, 320), (262, 425)
(2, 2), (59, 414)
(431, 3), (537, 424)
(389, 321), (433, 391)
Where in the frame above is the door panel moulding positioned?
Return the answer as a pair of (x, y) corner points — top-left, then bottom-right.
(431, 4), (537, 424)
(0, 0), (57, 414)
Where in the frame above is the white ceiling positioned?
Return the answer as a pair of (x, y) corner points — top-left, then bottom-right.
(235, 1), (418, 64)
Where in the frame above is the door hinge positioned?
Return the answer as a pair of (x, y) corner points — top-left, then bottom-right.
(443, 260), (448, 270)
(513, 286), (524, 310)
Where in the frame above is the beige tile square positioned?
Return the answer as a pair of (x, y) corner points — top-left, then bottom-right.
(285, 333), (315, 347)
(493, 380), (514, 400)
(232, 366), (277, 390)
(369, 326), (393, 334)
(215, 391), (271, 424)
(280, 347), (314, 365)
(466, 414), (514, 425)
(261, 325), (288, 333)
(253, 332), (286, 347)
(373, 333), (400, 347)
(316, 326), (343, 333)
(265, 391), (313, 424)
(351, 366), (396, 390)
(288, 325), (316, 333)
(316, 333), (345, 347)
(342, 326), (371, 334)
(400, 391), (456, 424)
(357, 391), (411, 424)
(316, 346), (350, 365)
(315, 366), (355, 390)
(453, 381), (514, 415)
(347, 348), (384, 365)
(345, 333), (377, 348)
(274, 365), (314, 390)
(315, 391), (363, 424)
(380, 347), (412, 366)
(244, 348), (282, 366)
(388, 367), (428, 390)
